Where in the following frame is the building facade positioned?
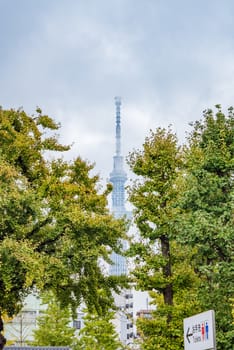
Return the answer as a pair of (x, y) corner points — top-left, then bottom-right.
(4, 294), (44, 345)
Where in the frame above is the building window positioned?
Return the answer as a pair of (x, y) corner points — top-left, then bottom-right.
(73, 320), (81, 329)
(125, 293), (133, 299)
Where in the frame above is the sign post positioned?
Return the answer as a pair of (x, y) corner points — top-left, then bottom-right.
(183, 310), (216, 350)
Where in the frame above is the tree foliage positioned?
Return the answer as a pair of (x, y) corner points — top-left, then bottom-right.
(0, 107), (127, 342)
(75, 310), (125, 350)
(128, 107), (233, 349)
(0, 155), (47, 329)
(127, 128), (201, 349)
(32, 292), (75, 346)
(176, 106), (234, 349)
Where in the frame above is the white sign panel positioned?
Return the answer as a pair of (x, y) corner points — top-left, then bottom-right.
(183, 310), (216, 350)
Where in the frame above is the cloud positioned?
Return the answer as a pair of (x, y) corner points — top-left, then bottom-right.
(1, 0), (234, 183)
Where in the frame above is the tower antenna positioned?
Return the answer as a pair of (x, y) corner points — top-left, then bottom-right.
(115, 96), (121, 156)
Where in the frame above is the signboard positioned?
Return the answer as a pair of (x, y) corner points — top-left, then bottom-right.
(183, 310), (216, 350)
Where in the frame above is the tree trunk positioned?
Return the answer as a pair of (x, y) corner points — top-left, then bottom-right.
(0, 313), (6, 350)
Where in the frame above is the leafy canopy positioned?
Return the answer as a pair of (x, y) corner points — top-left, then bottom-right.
(0, 107), (127, 329)
(128, 106), (233, 349)
(75, 310), (125, 350)
(127, 128), (201, 350)
(176, 106), (234, 349)
(32, 292), (75, 347)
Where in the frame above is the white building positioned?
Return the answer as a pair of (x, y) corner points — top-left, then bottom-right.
(4, 294), (43, 345)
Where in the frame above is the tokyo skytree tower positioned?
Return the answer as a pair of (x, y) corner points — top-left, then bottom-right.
(109, 97), (129, 276)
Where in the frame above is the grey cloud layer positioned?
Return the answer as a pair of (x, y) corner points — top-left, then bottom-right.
(1, 0), (234, 181)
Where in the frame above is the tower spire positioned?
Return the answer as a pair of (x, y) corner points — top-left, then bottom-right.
(115, 96), (121, 156)
(109, 96), (127, 215)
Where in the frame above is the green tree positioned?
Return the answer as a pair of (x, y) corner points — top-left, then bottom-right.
(127, 128), (201, 349)
(0, 156), (46, 321)
(176, 106), (234, 349)
(0, 107), (127, 344)
(75, 310), (124, 350)
(32, 292), (75, 346)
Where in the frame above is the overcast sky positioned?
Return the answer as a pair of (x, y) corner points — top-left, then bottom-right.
(1, 0), (234, 185)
